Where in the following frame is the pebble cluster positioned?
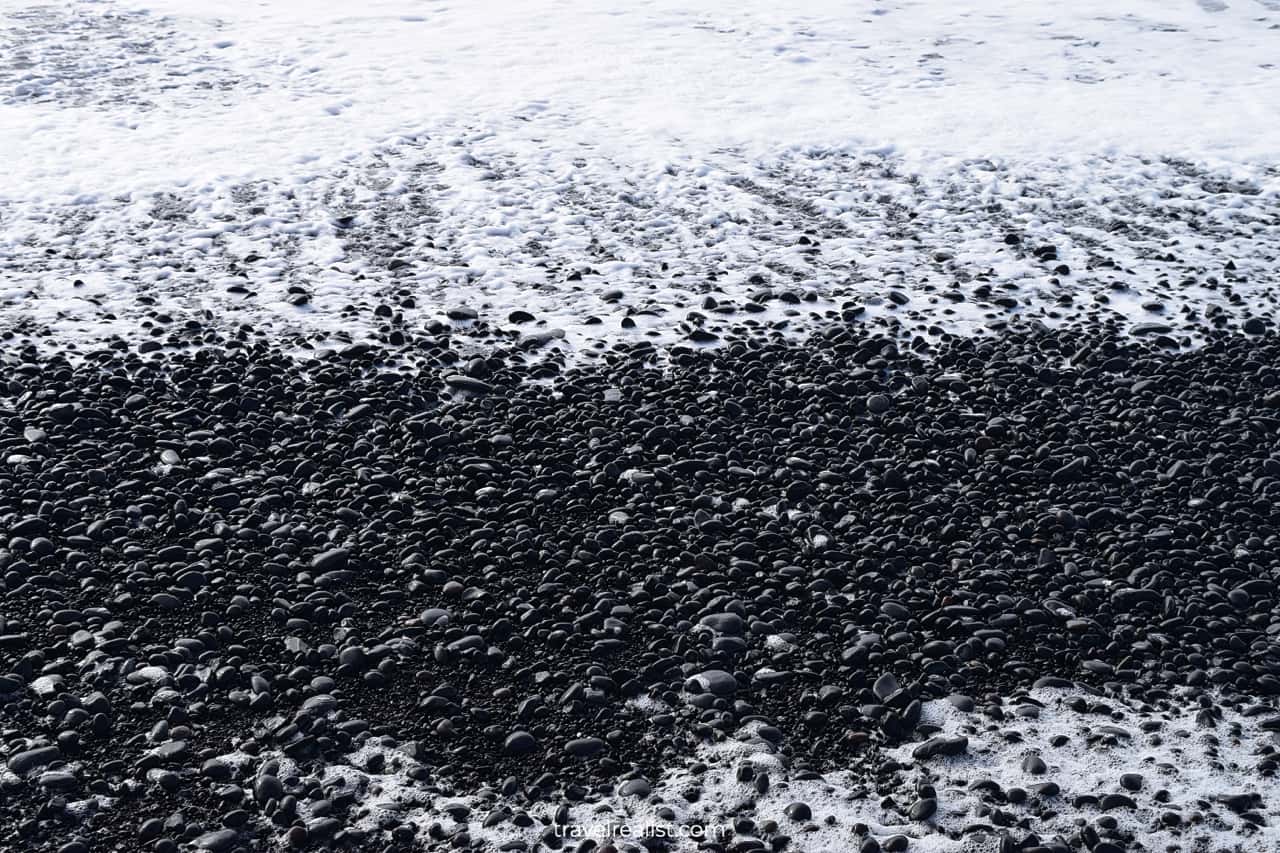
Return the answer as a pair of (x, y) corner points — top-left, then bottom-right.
(3, 319), (1280, 853)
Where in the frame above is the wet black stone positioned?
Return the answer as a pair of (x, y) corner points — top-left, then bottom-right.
(909, 798), (937, 821)
(1100, 794), (1137, 810)
(867, 394), (892, 415)
(504, 732), (539, 756)
(564, 738), (606, 758)
(194, 829), (239, 852)
(913, 736), (968, 760)
(784, 802), (812, 822)
(7, 746), (61, 775)
(444, 374), (495, 393)
(618, 778), (651, 797)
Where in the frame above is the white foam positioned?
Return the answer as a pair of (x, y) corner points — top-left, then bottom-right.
(1, 0), (1278, 351)
(2, 0), (1278, 199)
(223, 687), (1280, 851)
(898, 688), (1280, 849)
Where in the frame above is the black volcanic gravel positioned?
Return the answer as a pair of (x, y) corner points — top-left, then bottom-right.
(3, 323), (1280, 852)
